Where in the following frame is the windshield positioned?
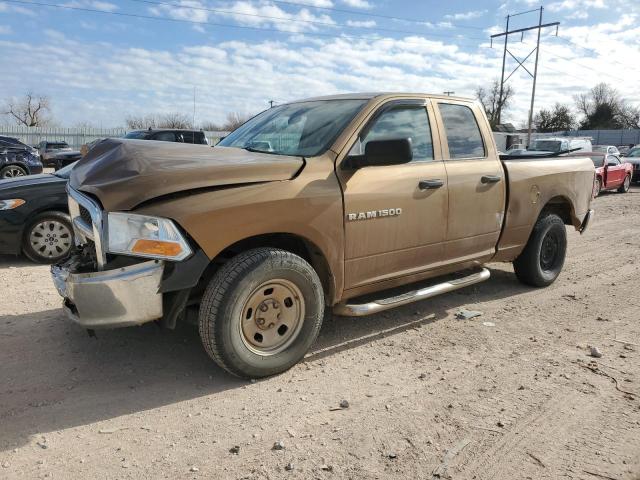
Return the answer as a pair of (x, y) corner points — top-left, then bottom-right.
(530, 140), (562, 152)
(592, 146), (607, 153)
(124, 131), (149, 139)
(218, 99), (368, 157)
(589, 155), (604, 167)
(627, 148), (640, 158)
(49, 143), (69, 149)
(54, 161), (78, 179)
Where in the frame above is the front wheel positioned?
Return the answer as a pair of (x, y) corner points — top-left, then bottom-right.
(1, 165), (27, 178)
(618, 175), (631, 193)
(199, 248), (324, 379)
(513, 213), (567, 288)
(593, 177), (602, 197)
(22, 211), (73, 264)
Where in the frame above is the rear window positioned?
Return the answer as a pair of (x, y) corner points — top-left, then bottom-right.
(439, 103), (485, 159)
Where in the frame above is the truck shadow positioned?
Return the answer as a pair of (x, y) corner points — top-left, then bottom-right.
(0, 267), (526, 451)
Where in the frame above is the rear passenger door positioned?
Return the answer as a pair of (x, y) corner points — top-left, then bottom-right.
(434, 101), (506, 264)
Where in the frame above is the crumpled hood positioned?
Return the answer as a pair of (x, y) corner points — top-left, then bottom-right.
(70, 138), (304, 211)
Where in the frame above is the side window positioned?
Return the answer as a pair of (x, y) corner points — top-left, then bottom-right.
(352, 106), (434, 162)
(153, 132), (175, 142)
(181, 131), (195, 143)
(194, 132), (206, 144)
(438, 103), (486, 159)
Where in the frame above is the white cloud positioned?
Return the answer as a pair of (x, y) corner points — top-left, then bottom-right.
(341, 0), (371, 9)
(346, 19), (376, 27)
(62, 0), (118, 12)
(149, 0), (336, 33)
(547, 0), (605, 11)
(0, 1), (37, 15)
(445, 10), (488, 21)
(0, 25), (12, 34)
(0, 14), (638, 128)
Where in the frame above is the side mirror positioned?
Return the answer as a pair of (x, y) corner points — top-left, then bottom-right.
(347, 138), (413, 169)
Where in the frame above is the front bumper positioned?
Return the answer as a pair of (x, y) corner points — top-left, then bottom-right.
(51, 259), (165, 328)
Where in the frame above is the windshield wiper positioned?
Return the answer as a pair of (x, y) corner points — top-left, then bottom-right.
(242, 146), (270, 154)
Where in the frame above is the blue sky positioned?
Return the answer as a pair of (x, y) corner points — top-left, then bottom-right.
(1, 0), (639, 127)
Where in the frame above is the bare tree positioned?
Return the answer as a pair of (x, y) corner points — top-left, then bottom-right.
(475, 80), (515, 129)
(125, 114), (157, 130)
(157, 112), (192, 129)
(574, 82), (640, 129)
(222, 112), (250, 131)
(199, 120), (223, 131)
(3, 92), (52, 127)
(534, 103), (576, 132)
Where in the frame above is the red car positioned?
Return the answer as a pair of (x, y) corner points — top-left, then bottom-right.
(570, 152), (632, 197)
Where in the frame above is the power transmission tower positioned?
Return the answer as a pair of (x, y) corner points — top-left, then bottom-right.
(490, 7), (559, 146)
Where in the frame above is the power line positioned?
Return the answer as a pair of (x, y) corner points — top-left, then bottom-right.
(126, 0), (488, 40)
(268, 0), (489, 30)
(4, 0), (487, 47)
(491, 7), (559, 144)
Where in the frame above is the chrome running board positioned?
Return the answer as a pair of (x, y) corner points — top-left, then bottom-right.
(333, 268), (490, 317)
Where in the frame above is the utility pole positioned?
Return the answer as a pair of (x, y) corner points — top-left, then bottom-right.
(269, 100), (275, 108)
(192, 86), (196, 128)
(491, 7), (559, 145)
(443, 91), (455, 96)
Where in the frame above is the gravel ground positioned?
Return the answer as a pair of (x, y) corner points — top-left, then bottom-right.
(1, 186), (639, 480)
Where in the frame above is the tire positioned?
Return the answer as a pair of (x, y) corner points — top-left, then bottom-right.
(593, 177), (602, 197)
(618, 175), (631, 193)
(1, 165), (27, 178)
(513, 213), (567, 288)
(22, 211), (73, 264)
(199, 248), (324, 379)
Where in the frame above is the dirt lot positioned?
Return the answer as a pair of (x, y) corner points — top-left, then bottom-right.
(1, 187), (639, 480)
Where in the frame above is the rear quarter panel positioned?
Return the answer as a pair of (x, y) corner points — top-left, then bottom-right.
(494, 157), (594, 262)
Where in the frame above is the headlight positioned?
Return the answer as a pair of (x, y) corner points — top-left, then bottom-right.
(107, 212), (192, 261)
(0, 199), (26, 210)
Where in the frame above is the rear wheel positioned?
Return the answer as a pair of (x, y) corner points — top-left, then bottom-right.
(618, 175), (631, 193)
(513, 213), (567, 288)
(1, 166), (27, 178)
(22, 212), (73, 264)
(199, 248), (324, 379)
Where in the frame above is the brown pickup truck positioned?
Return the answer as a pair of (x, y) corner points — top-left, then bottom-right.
(51, 93), (594, 378)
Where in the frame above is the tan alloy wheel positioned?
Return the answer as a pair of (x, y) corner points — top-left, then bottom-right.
(240, 279), (305, 356)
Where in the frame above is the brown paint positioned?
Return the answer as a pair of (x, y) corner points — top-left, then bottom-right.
(74, 93), (594, 305)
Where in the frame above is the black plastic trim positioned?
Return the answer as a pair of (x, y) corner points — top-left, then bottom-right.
(159, 249), (210, 293)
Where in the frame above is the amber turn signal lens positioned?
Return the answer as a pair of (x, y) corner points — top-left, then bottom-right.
(131, 239), (183, 257)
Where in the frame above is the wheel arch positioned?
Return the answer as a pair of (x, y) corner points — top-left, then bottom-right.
(211, 232), (336, 304)
(540, 195), (576, 227)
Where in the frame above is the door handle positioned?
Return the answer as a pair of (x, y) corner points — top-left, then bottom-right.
(419, 179), (444, 190)
(481, 175), (502, 184)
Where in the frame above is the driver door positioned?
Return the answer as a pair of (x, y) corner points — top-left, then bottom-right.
(337, 100), (449, 291)
(605, 155), (624, 187)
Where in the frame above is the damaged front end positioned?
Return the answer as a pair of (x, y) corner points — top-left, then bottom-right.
(51, 249), (164, 328)
(51, 186), (206, 329)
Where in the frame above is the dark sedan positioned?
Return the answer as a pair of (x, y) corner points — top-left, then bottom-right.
(622, 148), (640, 182)
(0, 137), (43, 178)
(0, 162), (75, 263)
